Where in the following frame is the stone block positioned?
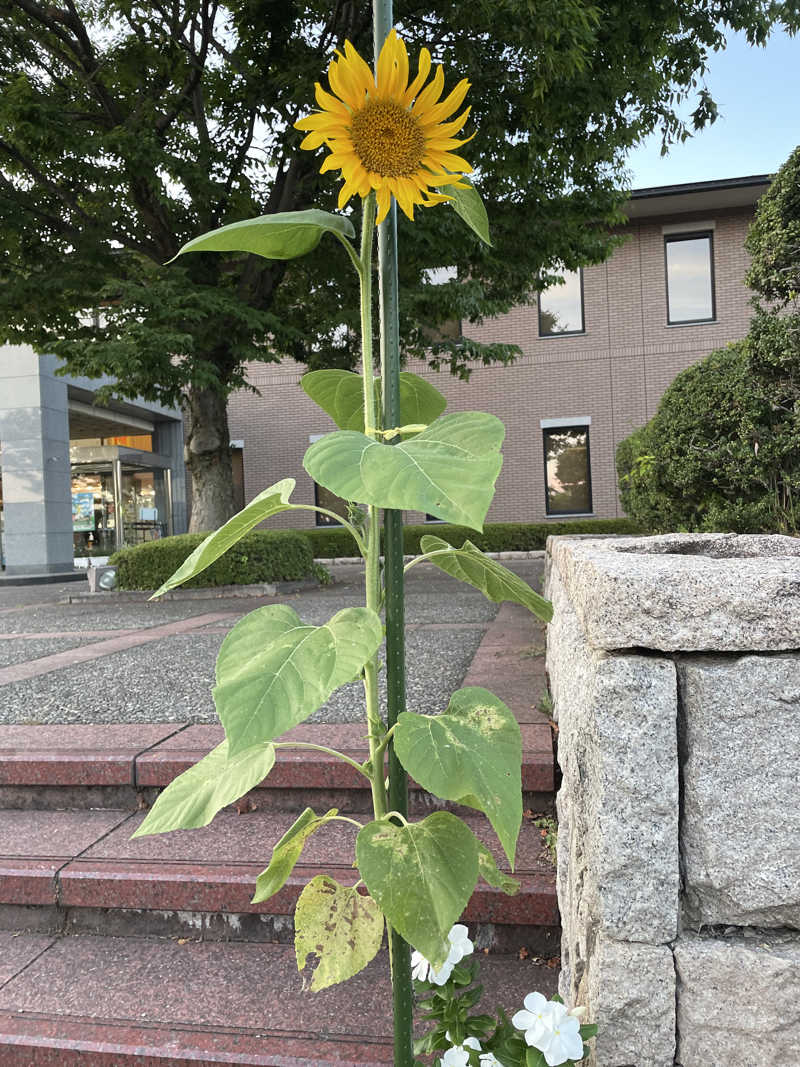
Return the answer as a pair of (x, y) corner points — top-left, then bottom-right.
(570, 935), (675, 1067)
(675, 932), (800, 1067)
(547, 533), (800, 652)
(679, 654), (800, 928)
(548, 567), (679, 946)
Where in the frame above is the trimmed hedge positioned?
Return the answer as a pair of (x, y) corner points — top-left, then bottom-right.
(110, 530), (317, 590)
(302, 518), (646, 559)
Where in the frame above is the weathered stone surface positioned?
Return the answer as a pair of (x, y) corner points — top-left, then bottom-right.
(547, 532), (800, 652)
(569, 935), (675, 1067)
(675, 932), (800, 1067)
(547, 567), (679, 945)
(679, 654), (800, 928)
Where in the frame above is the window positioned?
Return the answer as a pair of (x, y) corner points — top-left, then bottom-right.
(538, 269), (584, 336)
(542, 424), (592, 515)
(314, 482), (349, 526)
(664, 232), (715, 325)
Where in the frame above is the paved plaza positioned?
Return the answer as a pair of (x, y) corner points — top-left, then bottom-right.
(0, 560), (544, 725)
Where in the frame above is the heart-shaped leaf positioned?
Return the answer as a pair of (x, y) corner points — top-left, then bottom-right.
(303, 412), (504, 530)
(294, 875), (384, 992)
(477, 842), (520, 896)
(301, 370), (447, 434)
(214, 604), (383, 755)
(356, 812), (479, 967)
(394, 687), (522, 866)
(131, 739), (275, 837)
(252, 807), (339, 903)
(419, 535), (553, 622)
(442, 179), (492, 247)
(169, 209), (355, 262)
(152, 479), (297, 597)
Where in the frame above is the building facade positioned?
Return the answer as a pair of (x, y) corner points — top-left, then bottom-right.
(0, 347), (187, 576)
(227, 175), (769, 529)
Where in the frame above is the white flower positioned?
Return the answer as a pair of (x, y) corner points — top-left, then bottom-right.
(512, 993), (585, 1066)
(410, 924), (474, 986)
(440, 1035), (481, 1067)
(479, 1052), (505, 1066)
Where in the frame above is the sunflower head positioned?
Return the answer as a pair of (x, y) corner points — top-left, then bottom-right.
(295, 29), (473, 223)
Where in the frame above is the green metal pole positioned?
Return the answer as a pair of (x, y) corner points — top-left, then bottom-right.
(372, 5), (413, 1066)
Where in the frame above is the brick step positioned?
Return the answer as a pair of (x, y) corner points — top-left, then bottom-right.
(0, 721), (556, 814)
(0, 931), (559, 1066)
(0, 808), (559, 955)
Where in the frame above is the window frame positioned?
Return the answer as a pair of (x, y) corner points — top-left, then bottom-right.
(663, 230), (716, 326)
(542, 423), (593, 517)
(537, 268), (585, 338)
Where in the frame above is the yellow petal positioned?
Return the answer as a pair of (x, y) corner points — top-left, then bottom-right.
(402, 47), (432, 106)
(295, 112), (344, 131)
(424, 132), (476, 151)
(376, 28), (408, 99)
(300, 130), (331, 150)
(314, 82), (350, 117)
(421, 106), (471, 138)
(327, 59), (361, 110)
(419, 78), (471, 125)
(423, 151), (473, 173)
(411, 64), (445, 115)
(343, 40), (376, 95)
(376, 185), (392, 223)
(338, 180), (359, 210)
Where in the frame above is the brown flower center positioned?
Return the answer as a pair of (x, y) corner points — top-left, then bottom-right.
(350, 98), (426, 177)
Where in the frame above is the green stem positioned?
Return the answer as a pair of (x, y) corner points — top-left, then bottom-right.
(403, 548), (454, 574)
(357, 193), (388, 823)
(291, 505), (367, 556)
(272, 742), (372, 780)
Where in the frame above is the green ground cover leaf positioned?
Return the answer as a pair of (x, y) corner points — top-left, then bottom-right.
(443, 179), (492, 246)
(419, 535), (554, 622)
(303, 412), (504, 530)
(152, 479), (297, 597)
(301, 370), (446, 434)
(252, 807), (339, 903)
(169, 210), (355, 262)
(294, 875), (384, 991)
(355, 811), (479, 967)
(394, 687), (522, 866)
(132, 739), (275, 837)
(214, 604), (383, 755)
(477, 842), (520, 895)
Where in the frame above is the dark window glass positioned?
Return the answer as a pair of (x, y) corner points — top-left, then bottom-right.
(314, 483), (349, 526)
(665, 233), (715, 324)
(543, 427), (592, 515)
(538, 270), (584, 335)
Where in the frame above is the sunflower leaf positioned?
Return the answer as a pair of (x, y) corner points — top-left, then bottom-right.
(252, 807), (339, 903)
(131, 739), (275, 837)
(214, 604), (383, 755)
(477, 842), (521, 895)
(167, 209), (355, 263)
(444, 179), (492, 247)
(303, 412), (504, 530)
(418, 535), (554, 622)
(356, 811), (479, 967)
(294, 875), (384, 992)
(151, 479), (297, 597)
(301, 369), (446, 435)
(394, 687), (522, 866)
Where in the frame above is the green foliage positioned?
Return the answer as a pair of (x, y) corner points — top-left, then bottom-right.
(214, 604), (383, 754)
(746, 144), (800, 306)
(419, 535), (553, 622)
(294, 876), (384, 992)
(444, 179), (493, 248)
(303, 413), (505, 529)
(301, 370), (447, 434)
(301, 518), (647, 558)
(356, 812), (480, 968)
(171, 210), (356, 263)
(395, 688), (522, 866)
(110, 530), (317, 590)
(152, 479), (298, 596)
(252, 808), (340, 903)
(617, 328), (800, 534)
(132, 740), (275, 837)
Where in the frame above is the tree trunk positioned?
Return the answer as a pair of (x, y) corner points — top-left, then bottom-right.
(183, 386), (237, 532)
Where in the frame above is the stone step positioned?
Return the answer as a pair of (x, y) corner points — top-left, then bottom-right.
(0, 931), (559, 1065)
(0, 721), (556, 813)
(0, 807), (559, 955)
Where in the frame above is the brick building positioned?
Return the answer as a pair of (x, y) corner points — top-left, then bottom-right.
(228, 174), (769, 528)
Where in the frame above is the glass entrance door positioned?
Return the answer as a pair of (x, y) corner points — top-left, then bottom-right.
(71, 468), (117, 557)
(121, 466), (171, 544)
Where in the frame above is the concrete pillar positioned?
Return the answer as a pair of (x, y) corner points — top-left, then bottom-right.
(0, 345), (74, 575)
(153, 419), (188, 535)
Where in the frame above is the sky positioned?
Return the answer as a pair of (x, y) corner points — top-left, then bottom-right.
(623, 28), (800, 189)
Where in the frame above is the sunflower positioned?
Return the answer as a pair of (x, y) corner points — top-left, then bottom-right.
(295, 29), (474, 223)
